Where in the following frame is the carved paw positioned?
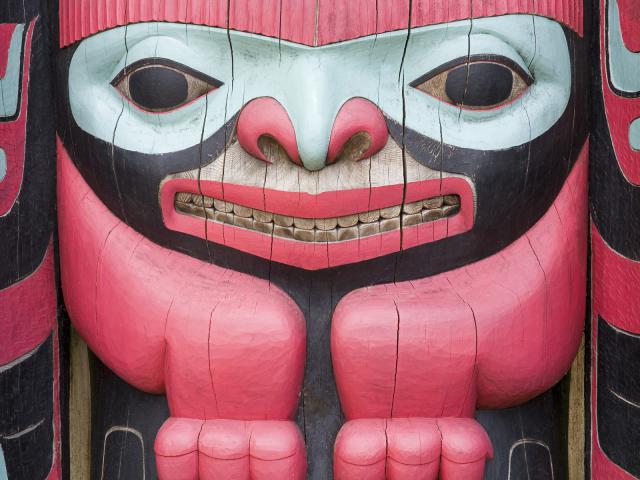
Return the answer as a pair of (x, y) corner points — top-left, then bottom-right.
(155, 417), (306, 480)
(333, 417), (493, 480)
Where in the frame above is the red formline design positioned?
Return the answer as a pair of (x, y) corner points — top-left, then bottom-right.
(617, 0), (640, 53)
(591, 224), (640, 334)
(590, 227), (638, 480)
(600, 0), (640, 185)
(59, 0), (583, 48)
(0, 242), (57, 365)
(0, 24), (17, 78)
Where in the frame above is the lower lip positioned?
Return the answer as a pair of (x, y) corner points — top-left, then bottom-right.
(160, 179), (475, 270)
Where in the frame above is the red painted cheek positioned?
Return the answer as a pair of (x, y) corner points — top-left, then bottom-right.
(58, 139), (306, 419)
(331, 142), (588, 419)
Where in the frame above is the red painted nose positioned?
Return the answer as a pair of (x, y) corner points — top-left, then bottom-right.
(326, 98), (389, 165)
(236, 97), (388, 170)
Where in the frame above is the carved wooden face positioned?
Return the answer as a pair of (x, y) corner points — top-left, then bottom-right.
(57, 10), (587, 276)
(56, 4), (589, 478)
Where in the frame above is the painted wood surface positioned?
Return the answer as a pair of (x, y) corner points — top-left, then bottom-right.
(590, 0), (640, 477)
(56, 1), (589, 479)
(0, 1), (60, 479)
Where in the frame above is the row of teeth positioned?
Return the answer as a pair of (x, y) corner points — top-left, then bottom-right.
(174, 193), (461, 243)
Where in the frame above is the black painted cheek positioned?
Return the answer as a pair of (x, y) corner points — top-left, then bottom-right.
(597, 317), (640, 476)
(129, 67), (189, 111)
(445, 63), (514, 107)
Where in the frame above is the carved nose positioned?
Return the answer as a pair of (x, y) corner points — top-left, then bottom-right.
(236, 97), (388, 171)
(236, 97), (302, 166)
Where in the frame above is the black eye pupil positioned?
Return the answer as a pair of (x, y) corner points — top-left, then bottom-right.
(445, 62), (514, 108)
(129, 66), (189, 110)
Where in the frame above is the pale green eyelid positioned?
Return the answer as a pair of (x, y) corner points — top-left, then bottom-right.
(69, 15), (570, 164)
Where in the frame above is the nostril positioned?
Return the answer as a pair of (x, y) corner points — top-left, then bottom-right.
(334, 132), (373, 163)
(257, 135), (295, 164)
(327, 98), (388, 164)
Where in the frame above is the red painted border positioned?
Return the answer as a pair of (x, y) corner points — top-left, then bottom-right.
(0, 243), (57, 365)
(59, 0), (583, 48)
(160, 177), (475, 270)
(600, 0), (640, 185)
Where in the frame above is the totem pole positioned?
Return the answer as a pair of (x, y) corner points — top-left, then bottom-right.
(590, 0), (640, 478)
(55, 1), (588, 479)
(0, 0), (60, 479)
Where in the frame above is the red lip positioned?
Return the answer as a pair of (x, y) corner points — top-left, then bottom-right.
(160, 179), (475, 270)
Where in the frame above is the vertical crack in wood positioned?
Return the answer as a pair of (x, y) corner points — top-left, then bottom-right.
(197, 92), (213, 263)
(115, 406), (131, 479)
(444, 275), (478, 418)
(390, 300), (401, 418)
(383, 417), (390, 478)
(207, 303), (221, 417)
(525, 234), (550, 363)
(195, 420), (206, 477)
(457, 3), (473, 121)
(517, 409), (533, 480)
(110, 22), (130, 224)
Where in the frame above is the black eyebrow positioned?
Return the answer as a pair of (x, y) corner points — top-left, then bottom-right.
(409, 54), (534, 88)
(110, 57), (223, 88)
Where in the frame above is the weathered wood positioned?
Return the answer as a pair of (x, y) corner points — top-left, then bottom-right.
(55, 2), (589, 479)
(0, 0), (60, 478)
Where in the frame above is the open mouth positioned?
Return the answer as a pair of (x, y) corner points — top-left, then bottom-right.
(174, 192), (461, 243)
(160, 138), (474, 269)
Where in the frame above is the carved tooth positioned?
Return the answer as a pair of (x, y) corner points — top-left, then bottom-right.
(423, 196), (444, 209)
(274, 214), (294, 227)
(315, 230), (338, 242)
(179, 203), (205, 217)
(358, 222), (380, 237)
(442, 204), (461, 217)
(274, 225), (294, 239)
(203, 196), (214, 208)
(359, 210), (380, 223)
(293, 217), (315, 230)
(175, 192), (193, 203)
(380, 205), (401, 219)
(337, 226), (358, 241)
(234, 216), (253, 229)
(234, 204), (253, 218)
(193, 195), (204, 207)
(380, 217), (400, 232)
(214, 199), (233, 213)
(337, 214), (358, 228)
(315, 217), (338, 231)
(253, 221), (274, 235)
(294, 228), (315, 242)
(213, 212), (234, 224)
(402, 213), (422, 227)
(403, 201), (423, 215)
(443, 195), (460, 206)
(253, 209), (273, 223)
(422, 209), (444, 222)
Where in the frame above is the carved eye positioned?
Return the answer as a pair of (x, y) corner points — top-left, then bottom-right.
(112, 58), (222, 113)
(411, 55), (533, 110)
